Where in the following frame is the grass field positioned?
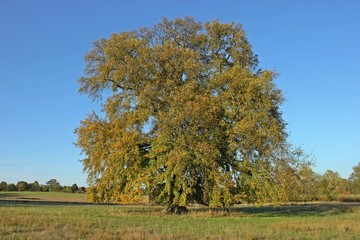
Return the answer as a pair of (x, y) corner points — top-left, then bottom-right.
(0, 191), (87, 203)
(1, 192), (360, 239)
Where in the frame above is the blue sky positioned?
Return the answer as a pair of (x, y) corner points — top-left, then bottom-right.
(0, 0), (359, 186)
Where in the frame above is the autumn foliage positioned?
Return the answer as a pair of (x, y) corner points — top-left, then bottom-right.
(76, 17), (310, 209)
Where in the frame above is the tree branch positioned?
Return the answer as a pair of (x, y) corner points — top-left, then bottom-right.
(105, 78), (134, 91)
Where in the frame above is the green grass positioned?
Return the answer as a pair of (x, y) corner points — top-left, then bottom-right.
(1, 200), (360, 239)
(0, 191), (86, 202)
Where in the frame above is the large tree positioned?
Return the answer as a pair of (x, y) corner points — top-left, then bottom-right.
(76, 17), (309, 209)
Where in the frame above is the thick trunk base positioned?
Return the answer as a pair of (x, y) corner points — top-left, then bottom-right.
(165, 205), (188, 214)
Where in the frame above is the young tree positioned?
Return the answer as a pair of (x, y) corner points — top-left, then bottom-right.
(76, 17), (309, 210)
(296, 165), (319, 201)
(62, 186), (73, 193)
(29, 181), (41, 192)
(0, 181), (7, 191)
(78, 187), (86, 194)
(16, 181), (29, 191)
(7, 183), (16, 191)
(320, 170), (348, 201)
(349, 162), (360, 194)
(71, 184), (79, 193)
(46, 179), (61, 191)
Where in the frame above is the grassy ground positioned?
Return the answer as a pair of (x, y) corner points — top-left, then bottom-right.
(0, 191), (86, 202)
(1, 192), (360, 239)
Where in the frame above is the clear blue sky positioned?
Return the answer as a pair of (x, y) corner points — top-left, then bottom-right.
(1, 0), (359, 186)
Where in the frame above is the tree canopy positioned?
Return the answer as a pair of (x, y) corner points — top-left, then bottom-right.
(350, 162), (360, 194)
(76, 17), (310, 209)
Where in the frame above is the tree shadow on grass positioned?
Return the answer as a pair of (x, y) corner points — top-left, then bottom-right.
(1, 194), (359, 218)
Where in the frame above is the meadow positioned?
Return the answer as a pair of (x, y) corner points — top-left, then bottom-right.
(0, 191), (86, 203)
(1, 192), (360, 239)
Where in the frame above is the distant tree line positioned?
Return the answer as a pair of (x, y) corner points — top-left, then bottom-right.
(0, 179), (86, 194)
(1, 161), (359, 202)
(277, 162), (360, 202)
